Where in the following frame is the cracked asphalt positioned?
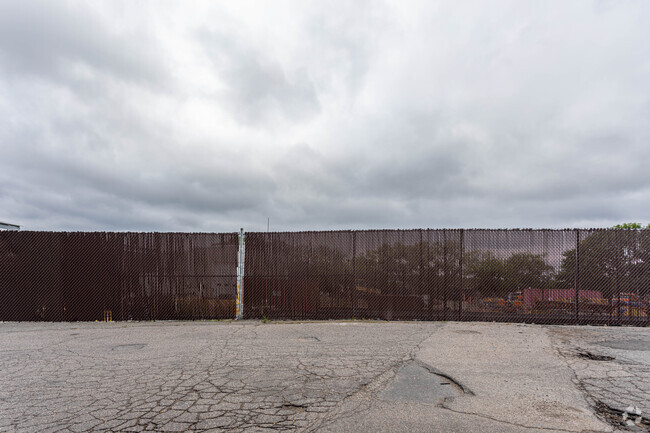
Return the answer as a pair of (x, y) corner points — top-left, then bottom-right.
(550, 326), (650, 428)
(0, 321), (647, 432)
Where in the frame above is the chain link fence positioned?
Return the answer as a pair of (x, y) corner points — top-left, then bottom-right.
(1, 229), (648, 324)
(243, 229), (650, 325)
(0, 232), (238, 321)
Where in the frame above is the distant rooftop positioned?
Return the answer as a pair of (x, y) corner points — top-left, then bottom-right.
(0, 221), (20, 230)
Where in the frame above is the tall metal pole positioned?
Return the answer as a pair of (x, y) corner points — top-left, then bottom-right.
(236, 228), (246, 320)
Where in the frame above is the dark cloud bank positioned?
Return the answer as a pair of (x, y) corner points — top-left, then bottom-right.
(1, 1), (649, 232)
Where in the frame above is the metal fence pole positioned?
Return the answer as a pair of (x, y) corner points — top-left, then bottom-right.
(615, 232), (621, 325)
(575, 229), (580, 323)
(236, 228), (245, 320)
(419, 229), (424, 320)
(352, 231), (357, 318)
(443, 230), (448, 321)
(459, 229), (464, 321)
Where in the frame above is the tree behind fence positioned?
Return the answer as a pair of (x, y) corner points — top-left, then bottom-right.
(1, 229), (648, 324)
(243, 229), (650, 325)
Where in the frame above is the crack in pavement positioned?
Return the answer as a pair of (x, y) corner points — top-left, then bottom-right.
(2, 322), (632, 433)
(549, 326), (650, 432)
(303, 323), (446, 432)
(435, 405), (592, 433)
(0, 321), (440, 433)
(412, 359), (474, 397)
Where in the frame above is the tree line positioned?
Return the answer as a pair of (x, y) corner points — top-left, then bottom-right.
(249, 225), (650, 300)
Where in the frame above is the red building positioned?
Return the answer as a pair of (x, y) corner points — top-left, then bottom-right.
(522, 288), (602, 308)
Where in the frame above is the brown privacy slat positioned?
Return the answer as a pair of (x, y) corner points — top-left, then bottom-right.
(1, 229), (648, 325)
(0, 232), (238, 321)
(243, 229), (649, 325)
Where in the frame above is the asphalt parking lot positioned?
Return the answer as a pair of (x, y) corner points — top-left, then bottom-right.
(0, 321), (648, 432)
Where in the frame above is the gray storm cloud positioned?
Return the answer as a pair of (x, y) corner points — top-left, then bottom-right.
(0, 0), (649, 232)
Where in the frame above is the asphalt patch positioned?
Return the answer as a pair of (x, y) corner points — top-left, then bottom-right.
(379, 362), (462, 404)
(598, 340), (650, 352)
(112, 344), (146, 351)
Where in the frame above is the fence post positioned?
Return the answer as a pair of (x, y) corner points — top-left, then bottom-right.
(419, 230), (423, 319)
(615, 231), (621, 325)
(352, 231), (357, 318)
(236, 228), (245, 320)
(574, 229), (580, 324)
(443, 230), (448, 321)
(459, 229), (464, 321)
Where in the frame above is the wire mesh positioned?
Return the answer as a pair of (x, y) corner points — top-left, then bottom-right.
(577, 229), (650, 325)
(0, 232), (238, 321)
(1, 229), (648, 324)
(243, 231), (354, 320)
(354, 230), (428, 320)
(243, 229), (649, 324)
(461, 229), (577, 323)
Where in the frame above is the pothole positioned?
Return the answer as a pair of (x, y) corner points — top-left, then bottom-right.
(379, 362), (467, 404)
(112, 343), (146, 351)
(595, 401), (649, 430)
(453, 330), (480, 335)
(575, 350), (615, 361)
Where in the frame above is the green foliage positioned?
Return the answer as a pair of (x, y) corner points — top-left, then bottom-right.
(356, 240), (461, 297)
(504, 252), (554, 290)
(268, 226), (650, 302)
(464, 251), (553, 297)
(612, 223), (650, 229)
(557, 229), (650, 298)
(357, 242), (554, 298)
(464, 251), (506, 296)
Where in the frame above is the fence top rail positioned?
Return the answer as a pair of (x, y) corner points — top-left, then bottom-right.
(3, 229), (647, 236)
(1, 231), (239, 235)
(246, 228), (648, 235)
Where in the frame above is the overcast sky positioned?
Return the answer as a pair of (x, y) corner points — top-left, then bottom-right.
(1, 1), (649, 232)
